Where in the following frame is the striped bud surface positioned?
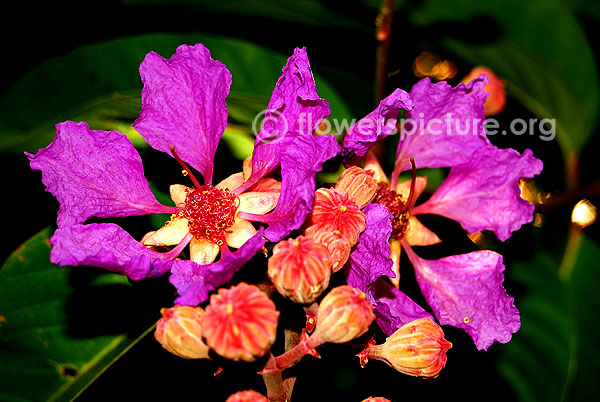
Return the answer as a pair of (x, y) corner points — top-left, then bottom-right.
(360, 318), (452, 378)
(268, 236), (332, 304)
(225, 390), (268, 402)
(154, 305), (209, 359)
(307, 188), (367, 245)
(201, 283), (279, 362)
(335, 166), (378, 208)
(304, 226), (351, 272)
(313, 285), (375, 344)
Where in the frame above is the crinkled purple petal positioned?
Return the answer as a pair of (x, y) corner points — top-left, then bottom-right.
(341, 88), (413, 163)
(394, 75), (491, 175)
(133, 43), (232, 184)
(241, 134), (340, 242)
(412, 145), (543, 241)
(373, 279), (433, 336)
(346, 203), (395, 289)
(170, 228), (266, 306)
(50, 223), (174, 280)
(405, 244), (520, 350)
(344, 204), (430, 334)
(247, 47), (330, 186)
(26, 121), (172, 228)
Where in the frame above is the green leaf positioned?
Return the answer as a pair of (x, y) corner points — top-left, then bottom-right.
(409, 0), (599, 154)
(497, 231), (600, 401)
(0, 228), (159, 402)
(120, 0), (368, 30)
(2, 33), (353, 156)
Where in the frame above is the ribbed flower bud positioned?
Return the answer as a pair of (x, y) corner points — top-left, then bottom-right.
(361, 397), (391, 402)
(201, 283), (279, 362)
(358, 318), (452, 378)
(304, 226), (351, 272)
(307, 188), (366, 245)
(225, 390), (268, 402)
(313, 285), (375, 344)
(335, 166), (378, 208)
(268, 236), (332, 304)
(154, 305), (209, 359)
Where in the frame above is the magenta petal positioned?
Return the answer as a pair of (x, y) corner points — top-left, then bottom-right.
(405, 245), (520, 350)
(394, 76), (491, 174)
(346, 203), (395, 288)
(133, 43), (232, 184)
(50, 223), (174, 280)
(170, 228), (266, 306)
(341, 88), (413, 163)
(344, 204), (430, 334)
(413, 146), (543, 241)
(242, 133), (340, 242)
(248, 47), (330, 185)
(26, 121), (172, 228)
(373, 279), (433, 336)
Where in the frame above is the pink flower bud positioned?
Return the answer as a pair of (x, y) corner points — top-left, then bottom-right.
(225, 390), (268, 402)
(154, 305), (209, 359)
(313, 285), (375, 344)
(358, 318), (452, 378)
(361, 397), (391, 402)
(268, 236), (332, 304)
(307, 188), (366, 246)
(304, 226), (351, 272)
(201, 283), (279, 362)
(335, 166), (378, 208)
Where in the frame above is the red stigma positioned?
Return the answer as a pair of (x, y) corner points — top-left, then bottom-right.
(178, 185), (239, 245)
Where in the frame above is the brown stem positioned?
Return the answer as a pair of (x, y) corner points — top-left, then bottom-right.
(262, 359), (287, 402)
(375, 0), (396, 104)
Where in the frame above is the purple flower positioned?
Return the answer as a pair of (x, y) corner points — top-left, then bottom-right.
(27, 43), (339, 305)
(342, 76), (542, 350)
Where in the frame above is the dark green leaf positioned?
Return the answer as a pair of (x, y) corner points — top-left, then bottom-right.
(2, 33), (352, 156)
(497, 231), (600, 401)
(0, 228), (158, 402)
(409, 0), (599, 154)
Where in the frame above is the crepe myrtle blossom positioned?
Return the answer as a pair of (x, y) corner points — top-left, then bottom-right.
(26, 44), (339, 306)
(341, 75), (543, 350)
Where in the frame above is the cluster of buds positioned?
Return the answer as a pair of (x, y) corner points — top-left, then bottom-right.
(153, 168), (452, 401)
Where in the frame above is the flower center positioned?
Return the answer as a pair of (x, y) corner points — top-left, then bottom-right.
(374, 156), (417, 239)
(180, 185), (239, 245)
(374, 184), (410, 238)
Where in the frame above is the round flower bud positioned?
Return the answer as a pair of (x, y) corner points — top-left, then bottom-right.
(154, 305), (209, 359)
(358, 318), (452, 378)
(201, 283), (279, 362)
(313, 285), (375, 344)
(225, 390), (268, 402)
(268, 236), (332, 304)
(307, 188), (366, 245)
(304, 226), (351, 272)
(361, 397), (391, 402)
(335, 166), (378, 208)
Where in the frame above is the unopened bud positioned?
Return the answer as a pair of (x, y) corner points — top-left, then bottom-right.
(268, 236), (332, 304)
(154, 305), (209, 359)
(308, 188), (366, 245)
(361, 397), (391, 402)
(358, 318), (452, 378)
(201, 283), (279, 362)
(335, 166), (378, 208)
(304, 226), (351, 272)
(225, 390), (268, 402)
(313, 285), (375, 344)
